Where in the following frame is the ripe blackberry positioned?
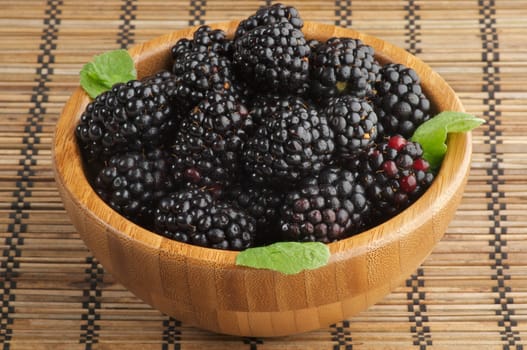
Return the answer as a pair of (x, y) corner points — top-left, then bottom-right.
(249, 93), (310, 126)
(225, 182), (285, 244)
(75, 72), (179, 162)
(358, 135), (435, 223)
(170, 89), (254, 188)
(374, 63), (431, 139)
(233, 21), (311, 94)
(93, 149), (175, 228)
(242, 98), (335, 186)
(234, 3), (303, 39)
(310, 37), (381, 102)
(154, 187), (256, 250)
(280, 167), (370, 242)
(171, 50), (234, 110)
(325, 95), (378, 160)
(171, 25), (232, 58)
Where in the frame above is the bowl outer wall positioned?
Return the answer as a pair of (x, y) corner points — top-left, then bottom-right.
(52, 21), (471, 337)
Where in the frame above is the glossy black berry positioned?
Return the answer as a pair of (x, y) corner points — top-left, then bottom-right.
(310, 37), (381, 102)
(325, 95), (378, 160)
(154, 187), (256, 250)
(75, 72), (179, 162)
(374, 63), (431, 139)
(242, 98), (335, 187)
(170, 89), (254, 188)
(233, 21), (311, 94)
(93, 149), (175, 228)
(234, 3), (303, 39)
(280, 167), (370, 242)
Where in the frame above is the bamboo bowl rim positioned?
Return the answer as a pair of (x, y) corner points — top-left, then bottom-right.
(52, 20), (471, 270)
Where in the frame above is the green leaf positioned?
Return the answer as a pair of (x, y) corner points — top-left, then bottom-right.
(79, 49), (137, 99)
(235, 241), (330, 275)
(411, 111), (485, 170)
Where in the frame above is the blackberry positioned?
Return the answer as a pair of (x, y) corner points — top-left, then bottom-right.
(233, 21), (311, 94)
(325, 95), (378, 160)
(171, 50), (234, 110)
(171, 25), (232, 58)
(75, 72), (179, 162)
(242, 98), (335, 186)
(154, 187), (256, 250)
(310, 37), (381, 102)
(234, 3), (303, 39)
(93, 149), (175, 228)
(374, 63), (431, 139)
(225, 182), (285, 245)
(249, 93), (310, 126)
(280, 167), (370, 243)
(170, 26), (236, 111)
(170, 89), (254, 188)
(358, 135), (435, 223)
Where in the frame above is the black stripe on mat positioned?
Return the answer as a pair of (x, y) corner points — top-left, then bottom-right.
(406, 268), (432, 349)
(0, 1), (62, 348)
(243, 337), (264, 350)
(79, 257), (103, 348)
(331, 320), (353, 350)
(478, 1), (522, 349)
(117, 0), (137, 49)
(189, 0), (206, 26)
(162, 317), (181, 350)
(335, 0), (352, 28)
(404, 0), (421, 55)
(78, 2), (137, 348)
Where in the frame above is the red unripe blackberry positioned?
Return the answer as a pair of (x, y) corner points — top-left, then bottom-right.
(358, 135), (435, 223)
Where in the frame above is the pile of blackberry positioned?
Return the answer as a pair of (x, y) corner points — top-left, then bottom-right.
(76, 3), (436, 251)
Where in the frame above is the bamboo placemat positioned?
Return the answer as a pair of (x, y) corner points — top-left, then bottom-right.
(1, 0), (526, 349)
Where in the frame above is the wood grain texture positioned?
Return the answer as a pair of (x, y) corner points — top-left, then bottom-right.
(52, 21), (470, 337)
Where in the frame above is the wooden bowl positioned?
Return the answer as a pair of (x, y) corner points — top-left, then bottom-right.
(52, 21), (471, 337)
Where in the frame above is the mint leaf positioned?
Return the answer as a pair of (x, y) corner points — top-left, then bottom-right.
(235, 242), (330, 275)
(80, 49), (136, 99)
(411, 111), (484, 170)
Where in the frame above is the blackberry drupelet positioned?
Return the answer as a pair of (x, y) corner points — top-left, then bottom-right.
(374, 63), (431, 139)
(93, 149), (175, 228)
(242, 98), (335, 186)
(154, 187), (256, 250)
(225, 182), (285, 244)
(234, 3), (303, 39)
(309, 37), (381, 102)
(358, 135), (435, 223)
(233, 21), (311, 94)
(170, 89), (254, 188)
(280, 167), (370, 242)
(75, 72), (179, 162)
(325, 95), (378, 160)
